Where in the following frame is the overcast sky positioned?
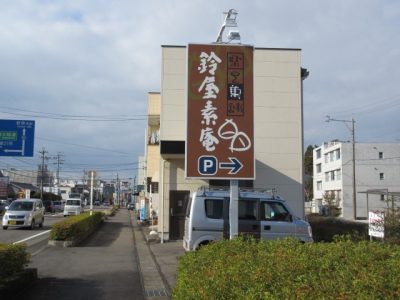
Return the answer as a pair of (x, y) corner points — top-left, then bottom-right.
(0, 0), (399, 182)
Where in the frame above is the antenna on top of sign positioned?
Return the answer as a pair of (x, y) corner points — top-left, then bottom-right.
(215, 9), (241, 44)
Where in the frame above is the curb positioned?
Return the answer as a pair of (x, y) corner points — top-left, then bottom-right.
(48, 239), (75, 247)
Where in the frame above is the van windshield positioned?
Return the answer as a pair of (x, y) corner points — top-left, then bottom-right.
(185, 196), (193, 217)
(9, 201), (33, 211)
(66, 200), (81, 206)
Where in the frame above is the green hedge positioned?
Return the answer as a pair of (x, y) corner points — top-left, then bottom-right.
(308, 215), (368, 242)
(50, 212), (104, 241)
(0, 243), (30, 287)
(308, 214), (400, 244)
(173, 237), (400, 299)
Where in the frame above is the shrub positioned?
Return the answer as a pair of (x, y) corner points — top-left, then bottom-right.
(0, 243), (30, 287)
(50, 212), (104, 241)
(307, 214), (368, 242)
(173, 237), (400, 299)
(385, 208), (400, 245)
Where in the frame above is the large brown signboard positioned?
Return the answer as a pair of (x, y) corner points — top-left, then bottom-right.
(186, 44), (254, 179)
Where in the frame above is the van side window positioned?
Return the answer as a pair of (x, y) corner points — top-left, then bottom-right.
(205, 199), (223, 219)
(239, 200), (258, 220)
(261, 202), (290, 222)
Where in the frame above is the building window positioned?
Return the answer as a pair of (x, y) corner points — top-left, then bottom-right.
(336, 190), (342, 201)
(316, 164), (322, 173)
(336, 169), (341, 181)
(329, 152), (334, 162)
(380, 194), (385, 201)
(379, 173), (384, 180)
(317, 181), (322, 191)
(151, 182), (159, 194)
(336, 149), (341, 160)
(330, 171), (335, 181)
(316, 149), (321, 159)
(325, 172), (329, 182)
(379, 152), (384, 159)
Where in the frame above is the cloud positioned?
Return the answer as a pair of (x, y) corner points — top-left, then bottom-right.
(0, 0), (399, 180)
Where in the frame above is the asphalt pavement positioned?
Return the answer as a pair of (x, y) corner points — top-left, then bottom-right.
(15, 208), (185, 300)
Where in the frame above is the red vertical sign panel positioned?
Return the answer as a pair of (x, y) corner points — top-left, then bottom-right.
(186, 44), (254, 179)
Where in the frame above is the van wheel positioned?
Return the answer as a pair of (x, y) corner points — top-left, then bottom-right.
(197, 241), (210, 250)
(30, 219), (35, 230)
(2, 226), (7, 230)
(39, 217), (44, 228)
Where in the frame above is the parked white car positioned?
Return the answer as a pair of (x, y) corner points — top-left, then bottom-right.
(183, 186), (313, 251)
(2, 198), (45, 230)
(63, 198), (84, 217)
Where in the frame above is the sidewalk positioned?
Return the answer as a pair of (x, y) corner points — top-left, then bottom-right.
(133, 217), (185, 296)
(131, 213), (184, 299)
(17, 208), (185, 300)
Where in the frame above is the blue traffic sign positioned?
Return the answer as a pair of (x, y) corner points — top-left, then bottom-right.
(0, 120), (35, 157)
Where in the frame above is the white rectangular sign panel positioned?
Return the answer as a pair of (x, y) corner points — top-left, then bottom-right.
(368, 211), (385, 238)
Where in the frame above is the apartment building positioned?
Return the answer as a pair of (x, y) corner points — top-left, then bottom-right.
(313, 141), (400, 220)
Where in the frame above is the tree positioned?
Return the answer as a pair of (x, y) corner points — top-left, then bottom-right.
(322, 191), (341, 217)
(304, 145), (315, 176)
(304, 145), (317, 201)
(383, 195), (400, 245)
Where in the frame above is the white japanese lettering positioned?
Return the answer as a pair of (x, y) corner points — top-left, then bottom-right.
(199, 127), (219, 151)
(201, 101), (218, 126)
(198, 51), (222, 75)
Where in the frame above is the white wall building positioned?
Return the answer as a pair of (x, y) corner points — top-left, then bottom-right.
(313, 141), (400, 220)
(157, 45), (308, 240)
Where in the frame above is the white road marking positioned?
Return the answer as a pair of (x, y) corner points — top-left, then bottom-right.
(13, 230), (51, 245)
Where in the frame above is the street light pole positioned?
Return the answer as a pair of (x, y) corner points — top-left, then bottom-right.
(351, 118), (356, 220)
(326, 116), (357, 220)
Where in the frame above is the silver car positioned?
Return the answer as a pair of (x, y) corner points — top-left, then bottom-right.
(2, 199), (45, 230)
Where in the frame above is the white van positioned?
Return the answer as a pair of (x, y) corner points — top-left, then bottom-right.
(183, 186), (313, 251)
(63, 198), (83, 217)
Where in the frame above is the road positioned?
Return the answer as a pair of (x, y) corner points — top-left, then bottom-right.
(0, 206), (107, 254)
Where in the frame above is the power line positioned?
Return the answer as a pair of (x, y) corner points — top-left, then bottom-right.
(327, 94), (400, 118)
(0, 105), (159, 122)
(36, 136), (133, 155)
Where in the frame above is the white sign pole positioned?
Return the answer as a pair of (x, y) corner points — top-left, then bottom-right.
(230, 180), (239, 239)
(90, 171), (94, 216)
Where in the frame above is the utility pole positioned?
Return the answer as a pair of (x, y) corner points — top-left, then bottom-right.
(53, 152), (64, 189)
(116, 173), (120, 206)
(326, 116), (357, 220)
(38, 147), (49, 200)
